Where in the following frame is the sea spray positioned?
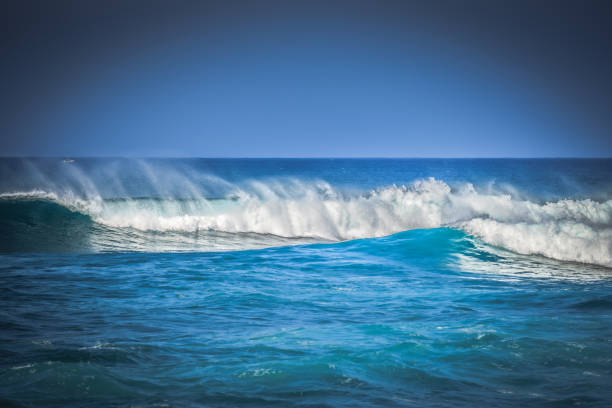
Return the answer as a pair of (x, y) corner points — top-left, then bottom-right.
(2, 175), (610, 266)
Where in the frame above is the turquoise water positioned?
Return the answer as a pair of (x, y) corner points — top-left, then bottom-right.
(1, 159), (611, 407)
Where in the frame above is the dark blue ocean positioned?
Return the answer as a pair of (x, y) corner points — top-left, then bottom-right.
(1, 158), (611, 407)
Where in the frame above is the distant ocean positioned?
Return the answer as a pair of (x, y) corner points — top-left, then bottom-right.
(1, 158), (611, 407)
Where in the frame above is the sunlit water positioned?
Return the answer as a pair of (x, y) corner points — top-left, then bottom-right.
(1, 158), (611, 407)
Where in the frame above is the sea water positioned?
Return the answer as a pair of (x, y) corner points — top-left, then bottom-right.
(0, 158), (611, 407)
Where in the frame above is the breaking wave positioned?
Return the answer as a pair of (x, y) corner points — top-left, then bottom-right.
(1, 178), (610, 266)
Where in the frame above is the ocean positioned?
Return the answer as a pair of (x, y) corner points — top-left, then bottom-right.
(0, 158), (611, 407)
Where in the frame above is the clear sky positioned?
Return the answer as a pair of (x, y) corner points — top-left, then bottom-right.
(1, 0), (611, 157)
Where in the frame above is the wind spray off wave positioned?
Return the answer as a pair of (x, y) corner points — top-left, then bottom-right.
(2, 174), (611, 266)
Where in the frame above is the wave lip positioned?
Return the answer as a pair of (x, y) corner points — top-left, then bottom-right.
(1, 178), (611, 267)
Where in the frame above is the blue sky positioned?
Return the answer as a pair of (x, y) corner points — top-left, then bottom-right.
(1, 0), (611, 157)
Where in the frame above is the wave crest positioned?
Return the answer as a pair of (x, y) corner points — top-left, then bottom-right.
(1, 178), (610, 266)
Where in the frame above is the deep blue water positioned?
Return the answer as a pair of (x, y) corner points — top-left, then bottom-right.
(1, 158), (611, 407)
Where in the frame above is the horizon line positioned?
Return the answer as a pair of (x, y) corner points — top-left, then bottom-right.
(1, 156), (611, 160)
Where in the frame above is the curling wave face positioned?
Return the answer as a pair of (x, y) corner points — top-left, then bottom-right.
(1, 176), (611, 267)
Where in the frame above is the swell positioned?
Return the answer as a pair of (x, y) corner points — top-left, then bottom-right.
(1, 178), (611, 267)
(0, 196), (94, 252)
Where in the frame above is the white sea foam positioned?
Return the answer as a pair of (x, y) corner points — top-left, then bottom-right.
(461, 219), (612, 267)
(2, 178), (611, 266)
